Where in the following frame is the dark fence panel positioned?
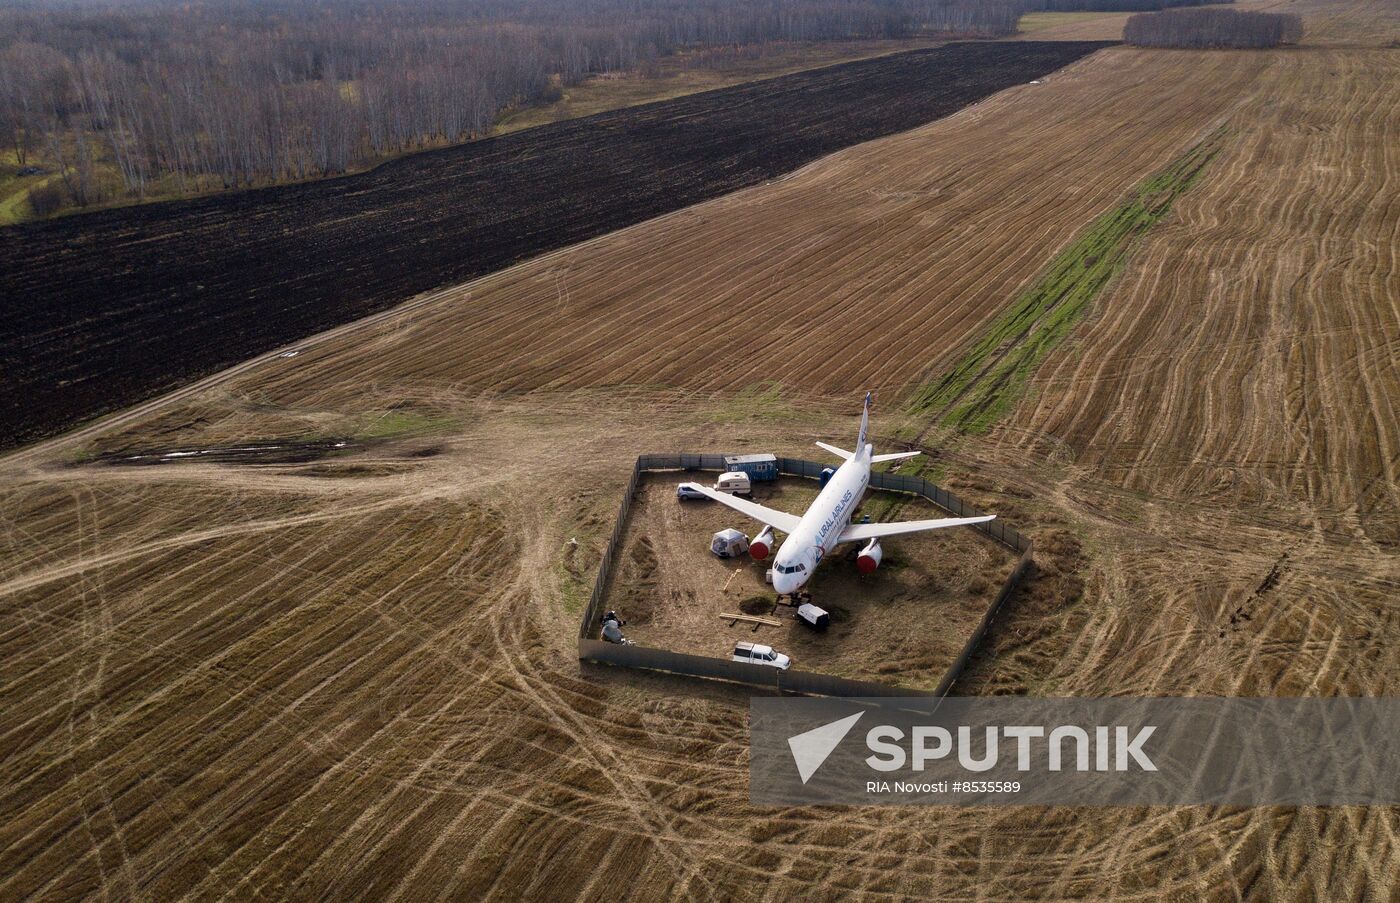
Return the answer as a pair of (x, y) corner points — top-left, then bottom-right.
(581, 639), (779, 688)
(580, 639), (926, 697)
(578, 461), (642, 640)
(579, 453), (1034, 697)
(931, 544), (1034, 697)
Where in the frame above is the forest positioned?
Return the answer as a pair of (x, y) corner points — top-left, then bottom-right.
(0, 0), (1021, 212)
(0, 0), (1231, 217)
(1124, 7), (1302, 47)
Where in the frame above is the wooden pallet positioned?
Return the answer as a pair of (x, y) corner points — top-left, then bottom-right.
(720, 612), (782, 630)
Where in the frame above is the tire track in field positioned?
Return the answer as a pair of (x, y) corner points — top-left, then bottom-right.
(0, 501), (515, 896)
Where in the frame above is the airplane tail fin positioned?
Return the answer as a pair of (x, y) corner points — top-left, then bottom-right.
(855, 392), (872, 456)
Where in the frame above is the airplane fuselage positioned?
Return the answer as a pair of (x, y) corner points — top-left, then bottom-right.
(678, 392), (992, 596)
(770, 448), (870, 594)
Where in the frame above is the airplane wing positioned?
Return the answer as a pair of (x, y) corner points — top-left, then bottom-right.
(837, 515), (994, 544)
(678, 483), (802, 534)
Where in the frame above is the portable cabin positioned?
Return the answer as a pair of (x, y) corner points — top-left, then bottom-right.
(723, 453), (778, 482)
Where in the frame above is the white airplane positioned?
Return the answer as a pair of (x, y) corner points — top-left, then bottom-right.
(679, 393), (994, 596)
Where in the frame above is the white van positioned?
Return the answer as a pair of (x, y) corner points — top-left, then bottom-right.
(713, 471), (752, 497)
(732, 641), (791, 670)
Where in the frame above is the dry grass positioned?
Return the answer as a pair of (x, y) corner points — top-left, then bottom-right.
(3, 2), (1399, 898)
(1015, 10), (1132, 41)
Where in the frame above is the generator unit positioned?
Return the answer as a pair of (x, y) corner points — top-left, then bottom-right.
(710, 528), (750, 558)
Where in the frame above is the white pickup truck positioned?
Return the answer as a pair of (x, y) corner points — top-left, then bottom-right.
(732, 641), (791, 670)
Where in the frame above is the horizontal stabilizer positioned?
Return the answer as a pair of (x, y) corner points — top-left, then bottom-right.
(815, 441), (853, 461)
(677, 483), (802, 534)
(838, 515), (994, 544)
(870, 450), (921, 464)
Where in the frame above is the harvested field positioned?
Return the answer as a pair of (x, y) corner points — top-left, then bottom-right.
(3, 1), (1400, 898)
(157, 46), (1268, 435)
(0, 404), (1057, 902)
(906, 127), (1230, 435)
(607, 474), (1012, 688)
(982, 43), (1400, 708)
(1004, 46), (1400, 540)
(0, 41), (1111, 449)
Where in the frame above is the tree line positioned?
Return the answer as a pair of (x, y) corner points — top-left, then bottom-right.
(1124, 7), (1303, 48)
(0, 0), (1024, 214)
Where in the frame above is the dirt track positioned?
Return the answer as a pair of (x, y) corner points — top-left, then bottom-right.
(0, 40), (1109, 449)
(2, 2), (1399, 898)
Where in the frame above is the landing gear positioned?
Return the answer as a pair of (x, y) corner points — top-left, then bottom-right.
(776, 590), (812, 607)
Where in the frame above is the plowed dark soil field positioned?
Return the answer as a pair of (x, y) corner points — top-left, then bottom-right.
(0, 41), (1109, 448)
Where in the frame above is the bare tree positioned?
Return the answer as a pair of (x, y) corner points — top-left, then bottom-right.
(0, 41), (71, 166)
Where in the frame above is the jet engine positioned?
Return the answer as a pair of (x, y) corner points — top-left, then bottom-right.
(856, 538), (883, 574)
(750, 526), (775, 560)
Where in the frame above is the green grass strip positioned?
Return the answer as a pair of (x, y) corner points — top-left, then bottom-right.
(906, 128), (1226, 434)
